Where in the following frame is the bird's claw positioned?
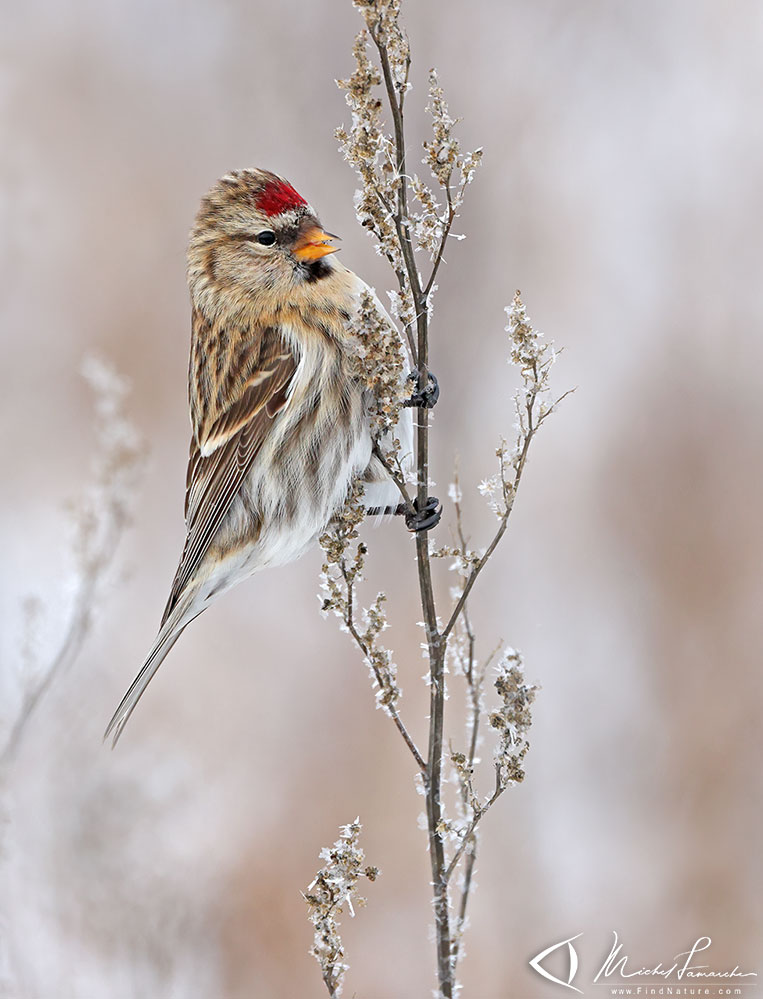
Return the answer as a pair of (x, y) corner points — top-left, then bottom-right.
(404, 370), (440, 409)
(405, 495), (442, 533)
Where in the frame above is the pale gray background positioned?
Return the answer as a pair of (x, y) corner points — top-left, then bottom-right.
(1, 1), (761, 996)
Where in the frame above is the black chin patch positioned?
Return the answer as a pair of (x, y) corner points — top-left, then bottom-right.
(302, 258), (332, 283)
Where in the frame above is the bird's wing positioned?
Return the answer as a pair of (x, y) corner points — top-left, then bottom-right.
(161, 320), (297, 625)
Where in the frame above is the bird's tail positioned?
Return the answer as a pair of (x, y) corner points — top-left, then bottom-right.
(104, 610), (190, 747)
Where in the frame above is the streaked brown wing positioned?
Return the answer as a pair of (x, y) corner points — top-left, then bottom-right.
(161, 327), (296, 624)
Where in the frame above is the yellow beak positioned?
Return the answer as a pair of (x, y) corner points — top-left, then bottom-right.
(293, 226), (340, 261)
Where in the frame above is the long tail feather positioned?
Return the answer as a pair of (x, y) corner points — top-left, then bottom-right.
(104, 621), (187, 747)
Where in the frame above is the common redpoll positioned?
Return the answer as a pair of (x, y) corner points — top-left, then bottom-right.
(105, 169), (416, 745)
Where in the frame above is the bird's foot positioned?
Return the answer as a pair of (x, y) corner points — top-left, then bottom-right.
(405, 495), (442, 533)
(404, 370), (440, 409)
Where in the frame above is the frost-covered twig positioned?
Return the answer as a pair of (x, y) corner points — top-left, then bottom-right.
(304, 819), (379, 998)
(1, 357), (143, 767)
(319, 485), (425, 772)
(337, 10), (483, 991)
(444, 481), (500, 973)
(442, 293), (573, 645)
(445, 650), (537, 885)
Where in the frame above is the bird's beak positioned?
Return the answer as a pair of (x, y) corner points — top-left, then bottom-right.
(293, 226), (340, 261)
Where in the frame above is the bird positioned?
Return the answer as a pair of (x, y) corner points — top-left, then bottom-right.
(104, 168), (419, 746)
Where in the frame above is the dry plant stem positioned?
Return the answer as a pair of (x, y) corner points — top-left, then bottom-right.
(337, 9), (558, 996)
(450, 498), (479, 970)
(1, 566), (97, 767)
(449, 494), (502, 973)
(1, 513), (123, 765)
(422, 184), (456, 300)
(445, 778), (504, 884)
(443, 383), (571, 891)
(339, 555), (426, 773)
(369, 29), (421, 368)
(452, 662), (478, 969)
(305, 819), (379, 996)
(1, 359), (141, 769)
(371, 442), (415, 518)
(369, 22), (453, 996)
(419, 538), (451, 998)
(442, 374), (573, 645)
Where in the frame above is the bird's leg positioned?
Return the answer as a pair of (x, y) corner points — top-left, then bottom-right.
(366, 503), (407, 517)
(404, 370), (440, 409)
(401, 370), (440, 530)
(405, 495), (442, 533)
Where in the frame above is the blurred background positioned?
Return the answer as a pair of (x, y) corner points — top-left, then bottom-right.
(1, 0), (761, 996)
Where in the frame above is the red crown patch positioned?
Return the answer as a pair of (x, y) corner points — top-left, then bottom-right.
(256, 179), (307, 217)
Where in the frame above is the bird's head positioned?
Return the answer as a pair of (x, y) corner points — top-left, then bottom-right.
(187, 169), (340, 315)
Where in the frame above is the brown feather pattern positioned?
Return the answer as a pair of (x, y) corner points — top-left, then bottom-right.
(105, 168), (412, 746)
(162, 320), (297, 624)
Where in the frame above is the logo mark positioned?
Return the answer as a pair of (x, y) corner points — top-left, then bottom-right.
(529, 933), (584, 993)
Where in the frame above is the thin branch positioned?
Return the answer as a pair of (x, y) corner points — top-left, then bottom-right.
(454, 841), (477, 946)
(449, 488), (495, 973)
(367, 18), (454, 995)
(368, 26), (428, 340)
(369, 177), (419, 362)
(441, 396), (540, 645)
(442, 383), (575, 646)
(422, 182), (455, 299)
(335, 10), (561, 997)
(371, 442), (416, 517)
(339, 555), (427, 774)
(444, 777), (505, 884)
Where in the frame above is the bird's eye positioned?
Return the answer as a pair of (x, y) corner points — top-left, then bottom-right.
(255, 230), (276, 246)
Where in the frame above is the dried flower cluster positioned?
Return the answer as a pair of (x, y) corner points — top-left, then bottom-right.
(319, 487), (403, 717)
(319, 479), (367, 605)
(506, 289), (567, 434)
(304, 819), (378, 998)
(476, 292), (569, 524)
(336, 0), (482, 364)
(491, 649), (537, 788)
(413, 71), (483, 265)
(335, 23), (413, 337)
(347, 289), (406, 441)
